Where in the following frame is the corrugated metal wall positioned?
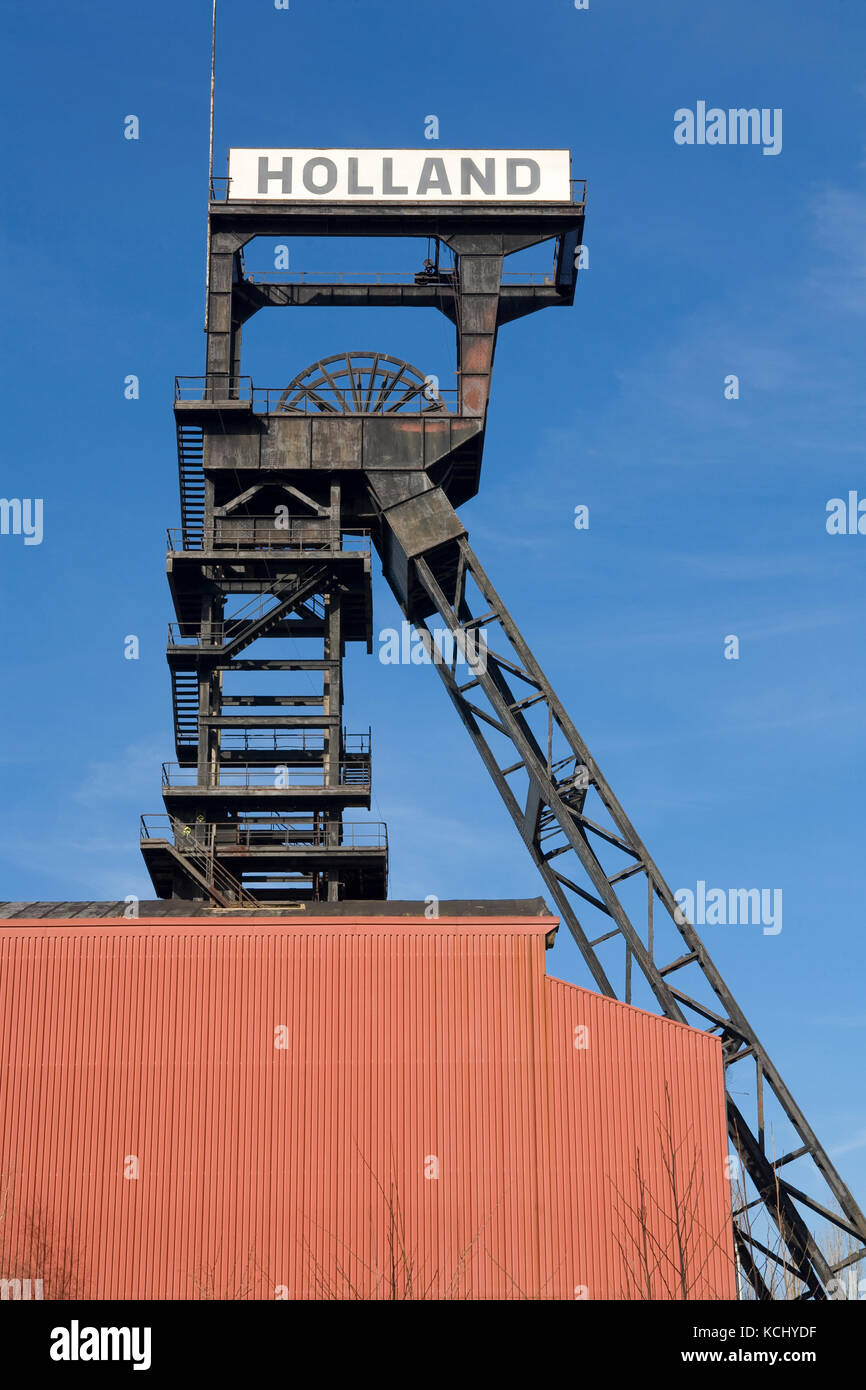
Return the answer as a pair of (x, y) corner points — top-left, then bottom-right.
(0, 916), (734, 1299)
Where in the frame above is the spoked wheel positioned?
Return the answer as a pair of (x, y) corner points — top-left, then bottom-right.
(275, 352), (448, 415)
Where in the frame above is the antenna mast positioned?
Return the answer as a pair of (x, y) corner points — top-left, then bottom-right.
(205, 0), (217, 330)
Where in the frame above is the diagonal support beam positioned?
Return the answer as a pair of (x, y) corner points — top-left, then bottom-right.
(371, 516), (866, 1301)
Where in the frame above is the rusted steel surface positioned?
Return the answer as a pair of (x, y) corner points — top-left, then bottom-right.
(0, 915), (734, 1300)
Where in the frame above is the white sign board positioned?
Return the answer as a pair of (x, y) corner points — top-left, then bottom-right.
(226, 149), (572, 203)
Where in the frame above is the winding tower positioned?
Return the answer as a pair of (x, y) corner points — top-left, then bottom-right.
(138, 146), (866, 1299)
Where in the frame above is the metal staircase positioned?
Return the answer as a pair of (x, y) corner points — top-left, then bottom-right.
(171, 667), (200, 761)
(176, 421), (205, 549)
(219, 569), (328, 659)
(143, 816), (260, 908)
(146, 460), (385, 902)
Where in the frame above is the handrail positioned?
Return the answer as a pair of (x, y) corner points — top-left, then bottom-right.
(161, 761), (371, 789)
(166, 521), (370, 556)
(169, 576), (324, 638)
(175, 374), (254, 402)
(141, 814), (388, 851)
(174, 375), (456, 415)
(167, 595), (328, 647)
(242, 269), (557, 287)
(218, 731), (371, 753)
(210, 174), (585, 207)
(140, 813), (260, 907)
(245, 270), (445, 285)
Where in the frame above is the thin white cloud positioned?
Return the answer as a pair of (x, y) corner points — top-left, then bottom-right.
(807, 187), (866, 314)
(832, 1129), (866, 1158)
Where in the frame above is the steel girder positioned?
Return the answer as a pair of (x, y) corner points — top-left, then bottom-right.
(387, 532), (866, 1301)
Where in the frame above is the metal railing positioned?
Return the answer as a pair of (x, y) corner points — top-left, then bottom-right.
(209, 174), (586, 205)
(166, 520), (368, 557)
(216, 819), (388, 850)
(167, 579), (325, 645)
(167, 595), (327, 648)
(244, 267), (557, 287)
(215, 515), (330, 546)
(212, 518), (368, 552)
(174, 375), (456, 415)
(275, 383), (454, 414)
(227, 583), (324, 627)
(138, 814), (260, 907)
(161, 761), (371, 789)
(175, 374), (255, 403)
(168, 619), (223, 647)
(141, 814), (388, 851)
(218, 731), (371, 755)
(244, 270), (451, 286)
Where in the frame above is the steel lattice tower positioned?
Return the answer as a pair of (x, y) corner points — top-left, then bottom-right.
(140, 151), (866, 1298)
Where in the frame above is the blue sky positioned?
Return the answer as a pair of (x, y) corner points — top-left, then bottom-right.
(1, 0), (864, 1204)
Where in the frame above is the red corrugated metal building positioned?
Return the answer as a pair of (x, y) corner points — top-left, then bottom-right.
(0, 910), (735, 1299)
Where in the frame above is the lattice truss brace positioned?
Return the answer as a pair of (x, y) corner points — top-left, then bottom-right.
(405, 534), (866, 1301)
